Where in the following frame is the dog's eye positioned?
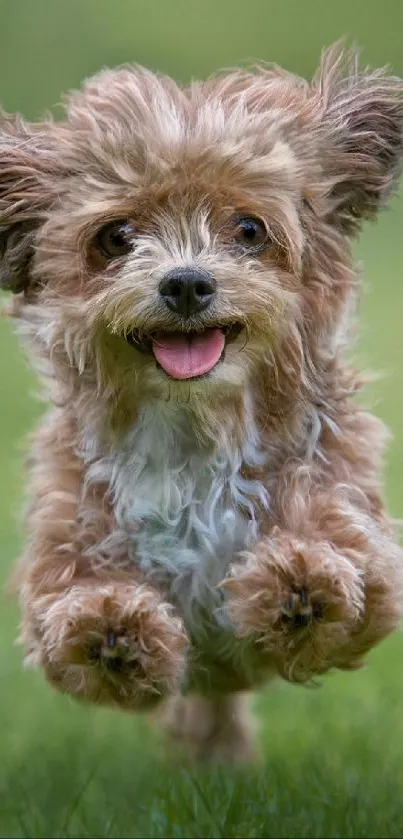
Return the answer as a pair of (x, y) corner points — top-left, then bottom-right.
(234, 216), (268, 250)
(95, 221), (134, 259)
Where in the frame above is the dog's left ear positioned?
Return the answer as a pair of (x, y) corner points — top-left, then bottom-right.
(314, 43), (403, 233)
(0, 113), (62, 294)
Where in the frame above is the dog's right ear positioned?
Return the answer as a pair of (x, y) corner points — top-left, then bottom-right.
(0, 112), (62, 294)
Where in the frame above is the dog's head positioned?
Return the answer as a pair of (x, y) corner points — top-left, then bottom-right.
(1, 44), (403, 429)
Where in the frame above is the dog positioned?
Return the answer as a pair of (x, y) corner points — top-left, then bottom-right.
(1, 42), (403, 762)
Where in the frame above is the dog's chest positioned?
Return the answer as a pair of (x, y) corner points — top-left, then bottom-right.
(107, 405), (269, 621)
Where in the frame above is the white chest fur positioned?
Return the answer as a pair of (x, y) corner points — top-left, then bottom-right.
(87, 402), (269, 633)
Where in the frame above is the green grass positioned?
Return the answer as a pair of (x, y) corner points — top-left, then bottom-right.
(1, 639), (403, 838)
(1, 1), (403, 835)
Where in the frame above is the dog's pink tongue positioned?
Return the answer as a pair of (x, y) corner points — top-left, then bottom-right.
(152, 329), (225, 379)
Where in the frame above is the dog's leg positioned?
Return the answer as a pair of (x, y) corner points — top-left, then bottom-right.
(223, 487), (403, 683)
(160, 693), (258, 764)
(11, 416), (188, 710)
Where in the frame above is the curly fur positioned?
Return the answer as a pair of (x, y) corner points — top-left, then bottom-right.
(2, 41), (403, 762)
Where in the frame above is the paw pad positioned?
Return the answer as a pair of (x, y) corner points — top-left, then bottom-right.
(90, 629), (139, 671)
(281, 587), (323, 629)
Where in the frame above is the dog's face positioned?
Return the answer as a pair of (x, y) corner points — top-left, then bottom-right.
(1, 45), (403, 423)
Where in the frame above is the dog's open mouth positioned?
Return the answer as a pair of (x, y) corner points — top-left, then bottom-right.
(125, 324), (243, 380)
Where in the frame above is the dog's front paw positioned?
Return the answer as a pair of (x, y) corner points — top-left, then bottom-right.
(222, 534), (364, 682)
(28, 583), (188, 709)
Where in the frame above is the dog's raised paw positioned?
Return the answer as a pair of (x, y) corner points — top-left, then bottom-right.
(36, 582), (188, 709)
(224, 535), (364, 682)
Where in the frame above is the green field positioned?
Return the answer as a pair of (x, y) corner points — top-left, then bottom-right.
(1, 1), (403, 836)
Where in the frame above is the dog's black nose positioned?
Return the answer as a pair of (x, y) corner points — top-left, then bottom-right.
(159, 267), (216, 316)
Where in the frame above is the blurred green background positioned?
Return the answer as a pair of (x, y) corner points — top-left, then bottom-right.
(1, 1), (403, 837)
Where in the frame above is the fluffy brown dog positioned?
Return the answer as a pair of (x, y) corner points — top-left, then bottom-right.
(1, 43), (403, 762)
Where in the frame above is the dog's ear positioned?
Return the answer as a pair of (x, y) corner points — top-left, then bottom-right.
(0, 112), (61, 294)
(314, 42), (403, 233)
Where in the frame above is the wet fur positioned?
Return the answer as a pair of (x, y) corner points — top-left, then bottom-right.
(2, 42), (403, 762)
